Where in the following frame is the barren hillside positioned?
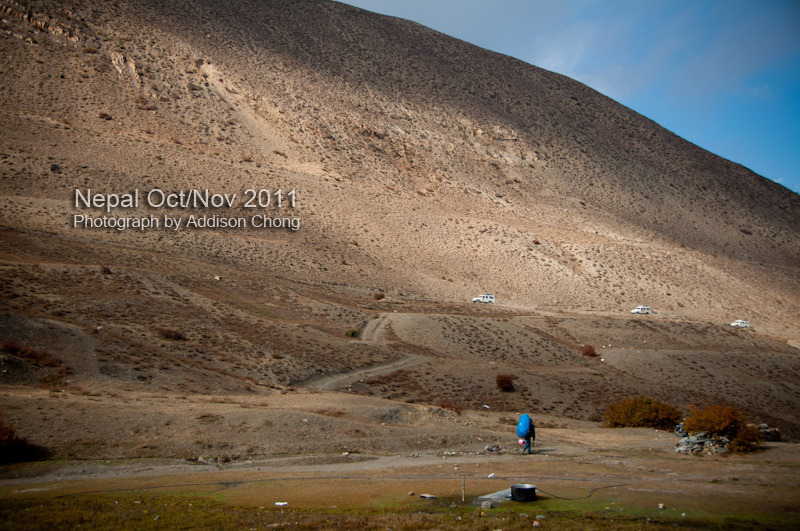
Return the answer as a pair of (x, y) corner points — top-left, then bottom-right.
(1, 0), (799, 451)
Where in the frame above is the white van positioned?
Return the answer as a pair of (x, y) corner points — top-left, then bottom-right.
(472, 293), (496, 303)
(730, 319), (751, 328)
(631, 305), (651, 314)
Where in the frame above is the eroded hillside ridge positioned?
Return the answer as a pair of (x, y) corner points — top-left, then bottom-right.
(1, 0), (797, 328)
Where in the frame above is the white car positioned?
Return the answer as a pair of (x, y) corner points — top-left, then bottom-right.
(730, 319), (751, 328)
(631, 305), (651, 314)
(472, 293), (495, 303)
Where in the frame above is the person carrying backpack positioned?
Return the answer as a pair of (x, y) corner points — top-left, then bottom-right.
(516, 413), (535, 454)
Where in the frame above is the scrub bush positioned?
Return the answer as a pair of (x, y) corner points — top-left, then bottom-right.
(682, 403), (762, 453)
(438, 400), (464, 415)
(1, 341), (61, 366)
(495, 373), (516, 392)
(158, 328), (187, 341)
(603, 396), (681, 430)
(682, 403), (743, 438)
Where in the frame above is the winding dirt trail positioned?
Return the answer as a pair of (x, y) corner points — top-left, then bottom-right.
(360, 313), (392, 342)
(302, 313), (427, 390)
(301, 354), (426, 391)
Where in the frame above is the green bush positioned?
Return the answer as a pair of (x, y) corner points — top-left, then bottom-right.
(345, 329), (359, 338)
(603, 396), (682, 430)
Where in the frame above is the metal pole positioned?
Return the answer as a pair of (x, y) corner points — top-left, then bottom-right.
(462, 475), (466, 502)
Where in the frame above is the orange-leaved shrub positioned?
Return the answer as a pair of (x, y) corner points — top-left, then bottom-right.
(682, 404), (743, 437)
(603, 396), (682, 430)
(682, 403), (762, 453)
(581, 345), (597, 357)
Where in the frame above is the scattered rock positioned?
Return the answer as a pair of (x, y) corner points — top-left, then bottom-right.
(759, 424), (781, 441)
(675, 433), (730, 455)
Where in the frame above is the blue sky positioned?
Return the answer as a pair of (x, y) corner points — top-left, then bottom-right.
(339, 0), (800, 194)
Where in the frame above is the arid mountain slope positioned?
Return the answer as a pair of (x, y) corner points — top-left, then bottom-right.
(1, 0), (798, 326)
(1, 0), (800, 447)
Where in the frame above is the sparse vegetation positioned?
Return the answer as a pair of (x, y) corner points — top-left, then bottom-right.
(437, 400), (464, 415)
(373, 292), (385, 300)
(345, 329), (359, 338)
(581, 344), (597, 357)
(157, 328), (187, 341)
(603, 396), (682, 430)
(133, 94), (157, 111)
(314, 408), (345, 417)
(38, 365), (70, 389)
(0, 491), (751, 531)
(495, 373), (516, 392)
(1, 341), (62, 367)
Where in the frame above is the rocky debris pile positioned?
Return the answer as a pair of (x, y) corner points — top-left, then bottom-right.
(187, 454), (242, 464)
(676, 424), (780, 455)
(759, 423), (781, 441)
(675, 432), (730, 455)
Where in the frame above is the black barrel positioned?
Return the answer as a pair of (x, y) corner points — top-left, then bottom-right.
(510, 483), (537, 502)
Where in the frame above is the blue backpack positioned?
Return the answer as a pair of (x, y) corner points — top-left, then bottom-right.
(517, 414), (533, 437)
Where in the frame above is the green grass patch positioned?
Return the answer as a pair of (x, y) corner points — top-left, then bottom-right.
(2, 491), (795, 530)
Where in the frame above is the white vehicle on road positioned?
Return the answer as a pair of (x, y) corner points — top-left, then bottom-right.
(472, 293), (495, 303)
(631, 305), (651, 314)
(730, 319), (751, 328)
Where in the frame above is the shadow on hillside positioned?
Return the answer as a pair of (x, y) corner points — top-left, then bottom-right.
(1, 423), (51, 465)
